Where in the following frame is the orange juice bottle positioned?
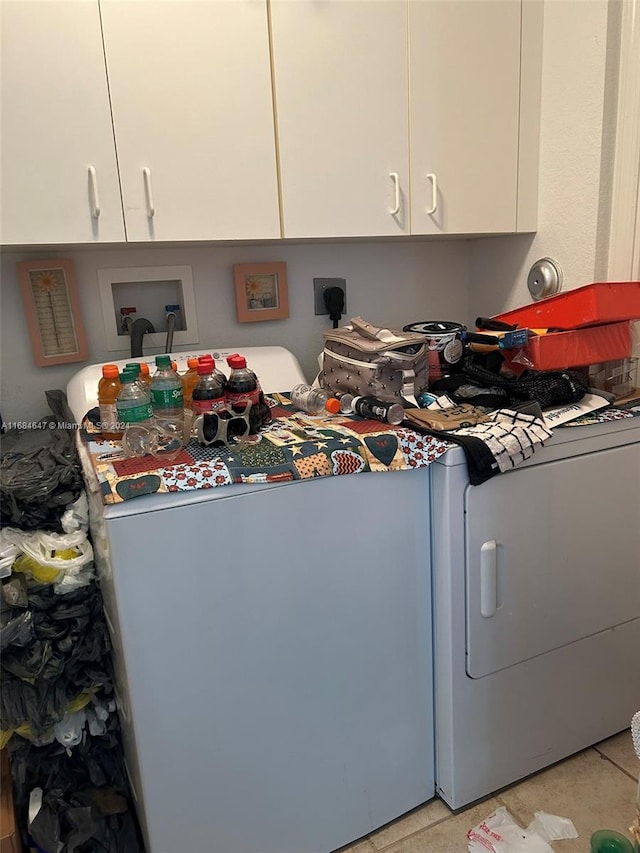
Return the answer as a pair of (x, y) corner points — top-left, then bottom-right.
(181, 357), (200, 410)
(98, 364), (123, 440)
(139, 361), (151, 389)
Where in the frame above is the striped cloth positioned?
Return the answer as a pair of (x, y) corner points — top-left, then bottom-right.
(408, 394), (553, 484)
(451, 409), (552, 474)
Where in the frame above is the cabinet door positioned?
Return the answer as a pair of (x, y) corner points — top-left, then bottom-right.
(100, 0), (280, 242)
(409, 1), (522, 235)
(271, 0), (409, 238)
(0, 1), (125, 245)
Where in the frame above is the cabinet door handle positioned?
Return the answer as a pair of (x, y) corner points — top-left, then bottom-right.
(480, 540), (498, 618)
(426, 172), (438, 215)
(88, 166), (101, 218)
(143, 167), (155, 218)
(389, 171), (400, 216)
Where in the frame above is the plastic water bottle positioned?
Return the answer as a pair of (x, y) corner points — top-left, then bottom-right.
(290, 384), (337, 414)
(150, 355), (184, 432)
(116, 368), (155, 457)
(125, 362), (151, 390)
(124, 362), (143, 391)
(98, 364), (122, 440)
(116, 368), (153, 428)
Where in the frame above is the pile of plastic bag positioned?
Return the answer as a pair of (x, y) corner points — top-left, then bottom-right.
(0, 567), (111, 745)
(1, 391), (144, 852)
(8, 714), (143, 853)
(0, 390), (84, 531)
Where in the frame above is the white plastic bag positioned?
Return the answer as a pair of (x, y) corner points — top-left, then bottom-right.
(3, 526), (94, 591)
(527, 811), (578, 842)
(0, 529), (19, 578)
(468, 807), (554, 853)
(15, 529), (93, 570)
(60, 492), (89, 533)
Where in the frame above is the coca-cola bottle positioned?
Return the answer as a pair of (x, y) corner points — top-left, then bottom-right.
(225, 354), (270, 433)
(192, 357), (226, 415)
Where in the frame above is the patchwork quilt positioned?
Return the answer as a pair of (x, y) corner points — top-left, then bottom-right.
(81, 393), (453, 504)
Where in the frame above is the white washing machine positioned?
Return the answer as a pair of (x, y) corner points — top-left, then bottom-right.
(430, 414), (640, 809)
(67, 347), (435, 853)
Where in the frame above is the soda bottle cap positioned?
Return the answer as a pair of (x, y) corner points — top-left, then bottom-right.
(325, 397), (341, 414)
(187, 357), (199, 369)
(102, 364), (119, 378)
(125, 363), (141, 376)
(227, 355), (247, 369)
(120, 368), (138, 382)
(155, 355), (171, 367)
(197, 361), (214, 375)
(226, 353), (240, 364)
(139, 363), (150, 376)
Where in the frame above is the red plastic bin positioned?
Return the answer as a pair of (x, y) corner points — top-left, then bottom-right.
(501, 321), (633, 372)
(494, 281), (640, 330)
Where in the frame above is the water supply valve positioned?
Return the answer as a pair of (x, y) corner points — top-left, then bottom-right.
(120, 306), (136, 334)
(165, 304), (181, 331)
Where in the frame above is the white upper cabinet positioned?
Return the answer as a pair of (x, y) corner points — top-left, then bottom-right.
(100, 0), (280, 242)
(1, 0), (540, 245)
(270, 0), (410, 239)
(0, 1), (125, 245)
(409, 0), (526, 235)
(271, 0), (540, 240)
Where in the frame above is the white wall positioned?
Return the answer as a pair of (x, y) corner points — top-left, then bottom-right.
(0, 0), (622, 424)
(0, 240), (470, 422)
(469, 0), (614, 319)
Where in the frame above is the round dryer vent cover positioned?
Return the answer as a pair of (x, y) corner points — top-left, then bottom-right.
(527, 257), (563, 301)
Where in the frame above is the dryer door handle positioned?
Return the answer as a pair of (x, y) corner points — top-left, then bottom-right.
(480, 540), (498, 618)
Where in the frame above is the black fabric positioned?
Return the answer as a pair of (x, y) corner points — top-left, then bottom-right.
(415, 427), (499, 485)
(0, 390), (84, 531)
(431, 353), (588, 409)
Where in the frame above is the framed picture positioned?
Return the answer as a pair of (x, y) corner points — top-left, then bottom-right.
(233, 262), (289, 323)
(17, 258), (88, 367)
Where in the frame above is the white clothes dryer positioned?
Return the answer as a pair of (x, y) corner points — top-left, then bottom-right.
(430, 414), (640, 809)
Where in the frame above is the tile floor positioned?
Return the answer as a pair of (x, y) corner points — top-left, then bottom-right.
(337, 730), (639, 852)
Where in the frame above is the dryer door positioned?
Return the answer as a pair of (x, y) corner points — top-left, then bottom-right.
(465, 443), (640, 678)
